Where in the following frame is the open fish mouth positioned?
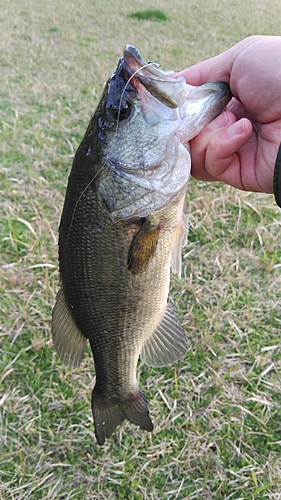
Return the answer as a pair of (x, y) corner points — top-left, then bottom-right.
(122, 44), (190, 109)
(98, 46), (231, 222)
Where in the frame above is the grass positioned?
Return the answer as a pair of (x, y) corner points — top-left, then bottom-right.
(1, 0), (281, 498)
(129, 10), (169, 22)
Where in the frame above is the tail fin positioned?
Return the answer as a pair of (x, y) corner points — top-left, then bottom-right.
(92, 388), (153, 445)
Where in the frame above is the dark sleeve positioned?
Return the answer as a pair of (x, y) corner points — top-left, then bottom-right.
(273, 143), (281, 207)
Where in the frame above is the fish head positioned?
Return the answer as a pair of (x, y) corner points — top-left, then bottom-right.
(97, 45), (188, 147)
(91, 46), (231, 221)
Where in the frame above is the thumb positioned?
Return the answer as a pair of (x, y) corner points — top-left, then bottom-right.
(175, 51), (234, 86)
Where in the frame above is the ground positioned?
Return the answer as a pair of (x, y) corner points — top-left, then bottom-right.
(1, 0), (281, 498)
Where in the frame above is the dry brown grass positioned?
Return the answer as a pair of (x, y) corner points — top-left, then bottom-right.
(1, 0), (281, 498)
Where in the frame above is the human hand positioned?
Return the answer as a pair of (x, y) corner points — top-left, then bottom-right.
(176, 36), (281, 193)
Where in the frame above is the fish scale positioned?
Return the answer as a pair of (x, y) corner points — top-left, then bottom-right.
(51, 44), (231, 445)
(60, 182), (181, 369)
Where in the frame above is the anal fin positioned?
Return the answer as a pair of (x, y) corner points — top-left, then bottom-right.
(51, 287), (87, 368)
(140, 305), (189, 367)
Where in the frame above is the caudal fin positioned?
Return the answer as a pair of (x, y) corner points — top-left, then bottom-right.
(92, 388), (153, 445)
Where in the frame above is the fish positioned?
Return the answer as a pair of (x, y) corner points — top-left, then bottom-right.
(51, 45), (231, 446)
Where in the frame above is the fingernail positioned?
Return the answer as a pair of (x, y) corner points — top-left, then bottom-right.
(228, 119), (245, 136)
(212, 112), (229, 129)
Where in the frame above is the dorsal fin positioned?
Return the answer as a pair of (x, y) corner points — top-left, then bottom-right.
(51, 287), (87, 368)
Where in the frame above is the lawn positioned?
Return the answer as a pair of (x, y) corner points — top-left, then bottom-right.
(1, 0), (281, 498)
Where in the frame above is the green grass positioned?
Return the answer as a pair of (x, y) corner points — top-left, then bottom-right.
(1, 0), (281, 498)
(129, 10), (169, 22)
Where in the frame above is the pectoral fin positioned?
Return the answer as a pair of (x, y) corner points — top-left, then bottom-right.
(128, 219), (161, 274)
(51, 287), (87, 368)
(140, 305), (189, 367)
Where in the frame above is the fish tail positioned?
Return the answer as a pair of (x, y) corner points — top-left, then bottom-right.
(92, 388), (153, 445)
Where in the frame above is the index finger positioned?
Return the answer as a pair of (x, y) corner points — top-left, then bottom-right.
(174, 51), (233, 86)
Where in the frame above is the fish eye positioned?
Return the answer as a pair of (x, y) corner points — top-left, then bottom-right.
(108, 99), (132, 122)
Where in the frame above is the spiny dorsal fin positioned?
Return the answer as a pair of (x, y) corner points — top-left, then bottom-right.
(140, 305), (189, 367)
(51, 287), (87, 368)
(171, 212), (189, 278)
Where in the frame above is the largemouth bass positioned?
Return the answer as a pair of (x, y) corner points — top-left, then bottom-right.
(51, 45), (231, 446)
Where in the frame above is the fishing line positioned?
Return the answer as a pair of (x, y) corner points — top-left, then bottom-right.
(66, 61), (161, 242)
(65, 170), (101, 244)
(115, 61), (160, 133)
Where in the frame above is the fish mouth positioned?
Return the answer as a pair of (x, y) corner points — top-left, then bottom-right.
(122, 45), (231, 115)
(105, 45), (231, 134)
(98, 46), (232, 222)
(122, 45), (189, 109)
